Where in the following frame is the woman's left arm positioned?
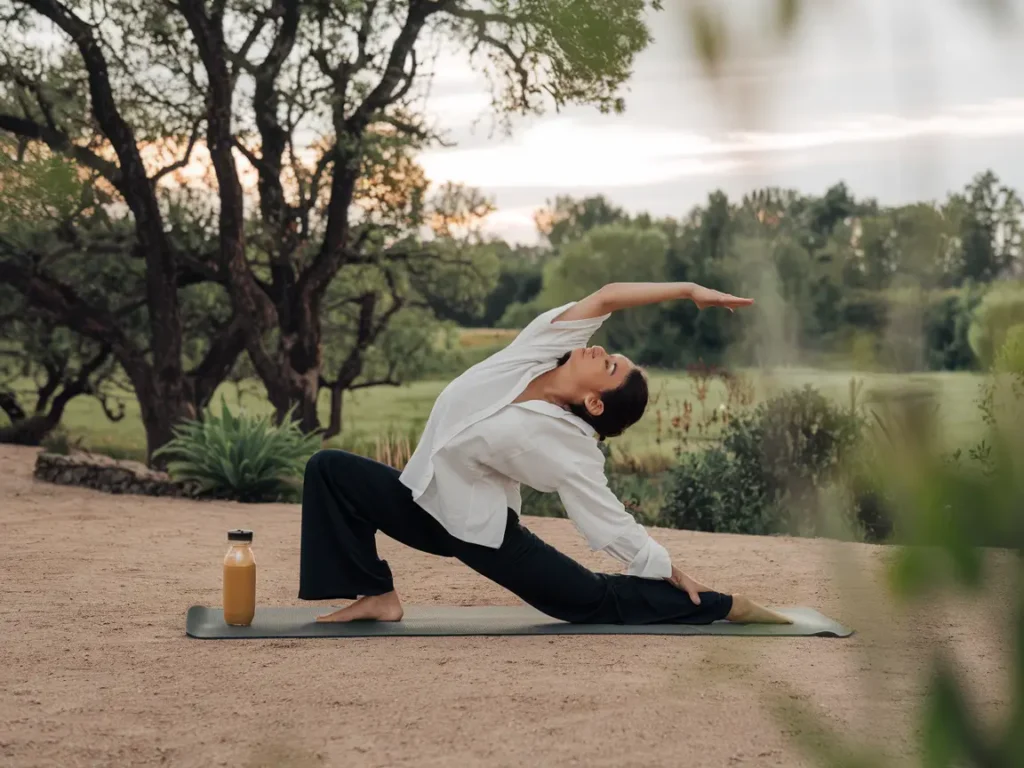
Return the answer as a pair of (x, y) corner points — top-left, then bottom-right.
(555, 282), (754, 323)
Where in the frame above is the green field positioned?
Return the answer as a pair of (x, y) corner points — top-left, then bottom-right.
(23, 366), (989, 464)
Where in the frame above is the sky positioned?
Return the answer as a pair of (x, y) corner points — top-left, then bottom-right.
(416, 0), (1024, 244)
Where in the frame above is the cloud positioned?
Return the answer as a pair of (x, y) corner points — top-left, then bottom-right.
(419, 119), (741, 188)
(477, 206), (541, 244)
(418, 98), (1024, 190)
(423, 90), (493, 130)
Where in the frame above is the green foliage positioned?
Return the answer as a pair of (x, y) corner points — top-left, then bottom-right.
(497, 299), (545, 330)
(663, 386), (864, 536)
(153, 397), (321, 503)
(448, 1), (663, 116)
(923, 288), (983, 371)
(500, 179), (1014, 373)
(536, 195), (632, 247)
(648, 192), (744, 367)
(0, 140), (85, 230)
(536, 223), (669, 357)
(798, 356), (1024, 767)
(427, 242), (548, 327)
(968, 282), (1024, 369)
(40, 428), (79, 456)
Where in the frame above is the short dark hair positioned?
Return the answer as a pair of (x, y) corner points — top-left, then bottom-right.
(557, 352), (649, 440)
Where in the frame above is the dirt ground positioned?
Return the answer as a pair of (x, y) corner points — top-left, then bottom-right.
(0, 444), (1013, 768)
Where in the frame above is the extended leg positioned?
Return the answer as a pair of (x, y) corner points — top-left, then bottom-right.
(450, 511), (734, 625)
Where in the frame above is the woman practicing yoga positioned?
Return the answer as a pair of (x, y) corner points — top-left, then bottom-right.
(299, 281), (791, 626)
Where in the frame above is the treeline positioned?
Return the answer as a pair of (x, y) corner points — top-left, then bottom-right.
(440, 170), (1024, 373)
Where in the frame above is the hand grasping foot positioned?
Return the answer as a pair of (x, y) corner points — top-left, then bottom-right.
(316, 591), (404, 623)
(726, 594), (793, 624)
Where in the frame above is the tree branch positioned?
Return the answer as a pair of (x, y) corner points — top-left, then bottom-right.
(349, 375), (401, 391)
(229, 9), (271, 84)
(151, 118), (204, 185)
(353, 0), (378, 72)
(187, 317), (248, 409)
(439, 2), (537, 110)
(0, 255), (140, 368)
(179, 0), (279, 355)
(347, 1), (437, 132)
(95, 391), (126, 422)
(301, 1), (442, 302)
(0, 390), (27, 423)
(0, 113), (123, 189)
(437, 3), (516, 26)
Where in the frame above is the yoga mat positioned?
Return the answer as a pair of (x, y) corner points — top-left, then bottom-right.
(186, 605), (853, 639)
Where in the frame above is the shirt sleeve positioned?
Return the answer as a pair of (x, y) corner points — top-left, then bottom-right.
(555, 452), (673, 580)
(506, 302), (611, 361)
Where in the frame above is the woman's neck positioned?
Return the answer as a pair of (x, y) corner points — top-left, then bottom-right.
(513, 367), (577, 408)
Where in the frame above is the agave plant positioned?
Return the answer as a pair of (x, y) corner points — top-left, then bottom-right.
(153, 397), (322, 502)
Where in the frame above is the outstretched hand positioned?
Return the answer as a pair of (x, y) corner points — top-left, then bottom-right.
(689, 285), (755, 312)
(666, 565), (712, 605)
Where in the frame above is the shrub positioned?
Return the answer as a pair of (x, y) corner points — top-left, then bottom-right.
(153, 397), (321, 502)
(968, 282), (1024, 369)
(663, 447), (774, 535)
(608, 470), (669, 527)
(924, 287), (981, 371)
(40, 428), (79, 455)
(663, 386), (865, 537)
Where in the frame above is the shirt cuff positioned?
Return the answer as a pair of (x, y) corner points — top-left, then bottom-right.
(624, 538), (673, 580)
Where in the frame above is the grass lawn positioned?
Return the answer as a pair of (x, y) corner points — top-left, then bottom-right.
(22, 366), (989, 463)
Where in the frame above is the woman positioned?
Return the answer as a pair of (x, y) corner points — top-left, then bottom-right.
(299, 281), (791, 626)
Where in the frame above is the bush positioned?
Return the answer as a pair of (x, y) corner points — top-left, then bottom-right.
(40, 428), (80, 455)
(153, 397), (322, 502)
(968, 282), (1024, 369)
(663, 386), (865, 537)
(924, 288), (981, 371)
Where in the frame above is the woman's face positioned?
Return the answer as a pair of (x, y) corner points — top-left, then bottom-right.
(562, 345), (634, 399)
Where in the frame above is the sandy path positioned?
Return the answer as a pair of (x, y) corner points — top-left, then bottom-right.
(0, 444), (1012, 767)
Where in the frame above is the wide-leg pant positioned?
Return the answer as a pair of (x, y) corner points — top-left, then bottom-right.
(298, 450), (732, 625)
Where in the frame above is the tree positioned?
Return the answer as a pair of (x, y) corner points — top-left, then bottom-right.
(535, 194), (632, 247)
(950, 171), (1024, 284)
(0, 136), (247, 455)
(0, 0), (663, 460)
(318, 217), (499, 439)
(536, 223), (668, 358)
(0, 303), (125, 445)
(652, 191), (742, 366)
(426, 240), (549, 327)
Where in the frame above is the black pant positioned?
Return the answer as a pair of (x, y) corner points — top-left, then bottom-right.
(298, 450), (732, 625)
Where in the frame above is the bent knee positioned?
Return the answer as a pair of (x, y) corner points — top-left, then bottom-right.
(304, 448), (347, 479)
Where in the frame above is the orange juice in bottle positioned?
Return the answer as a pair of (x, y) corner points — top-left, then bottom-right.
(223, 529), (256, 626)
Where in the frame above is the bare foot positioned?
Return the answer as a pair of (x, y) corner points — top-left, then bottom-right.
(726, 594), (793, 625)
(315, 591), (404, 623)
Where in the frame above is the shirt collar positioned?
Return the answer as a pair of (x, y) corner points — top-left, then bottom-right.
(511, 400), (597, 438)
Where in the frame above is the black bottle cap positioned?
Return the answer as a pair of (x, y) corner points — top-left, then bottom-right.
(227, 529), (253, 542)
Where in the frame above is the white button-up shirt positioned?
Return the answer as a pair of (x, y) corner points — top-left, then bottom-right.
(399, 303), (673, 580)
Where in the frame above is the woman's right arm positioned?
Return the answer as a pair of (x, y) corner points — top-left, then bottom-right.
(553, 282), (754, 323)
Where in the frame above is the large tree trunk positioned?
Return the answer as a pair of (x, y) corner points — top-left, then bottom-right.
(132, 370), (197, 467)
(260, 288), (323, 432)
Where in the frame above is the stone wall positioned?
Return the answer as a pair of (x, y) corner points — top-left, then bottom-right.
(34, 451), (202, 498)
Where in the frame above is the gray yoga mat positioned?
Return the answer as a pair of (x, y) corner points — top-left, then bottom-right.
(186, 605), (853, 639)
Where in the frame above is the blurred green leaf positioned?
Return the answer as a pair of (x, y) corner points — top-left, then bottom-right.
(776, 0), (801, 36)
(687, 2), (728, 75)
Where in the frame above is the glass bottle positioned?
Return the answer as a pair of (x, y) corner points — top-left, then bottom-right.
(223, 529), (256, 627)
